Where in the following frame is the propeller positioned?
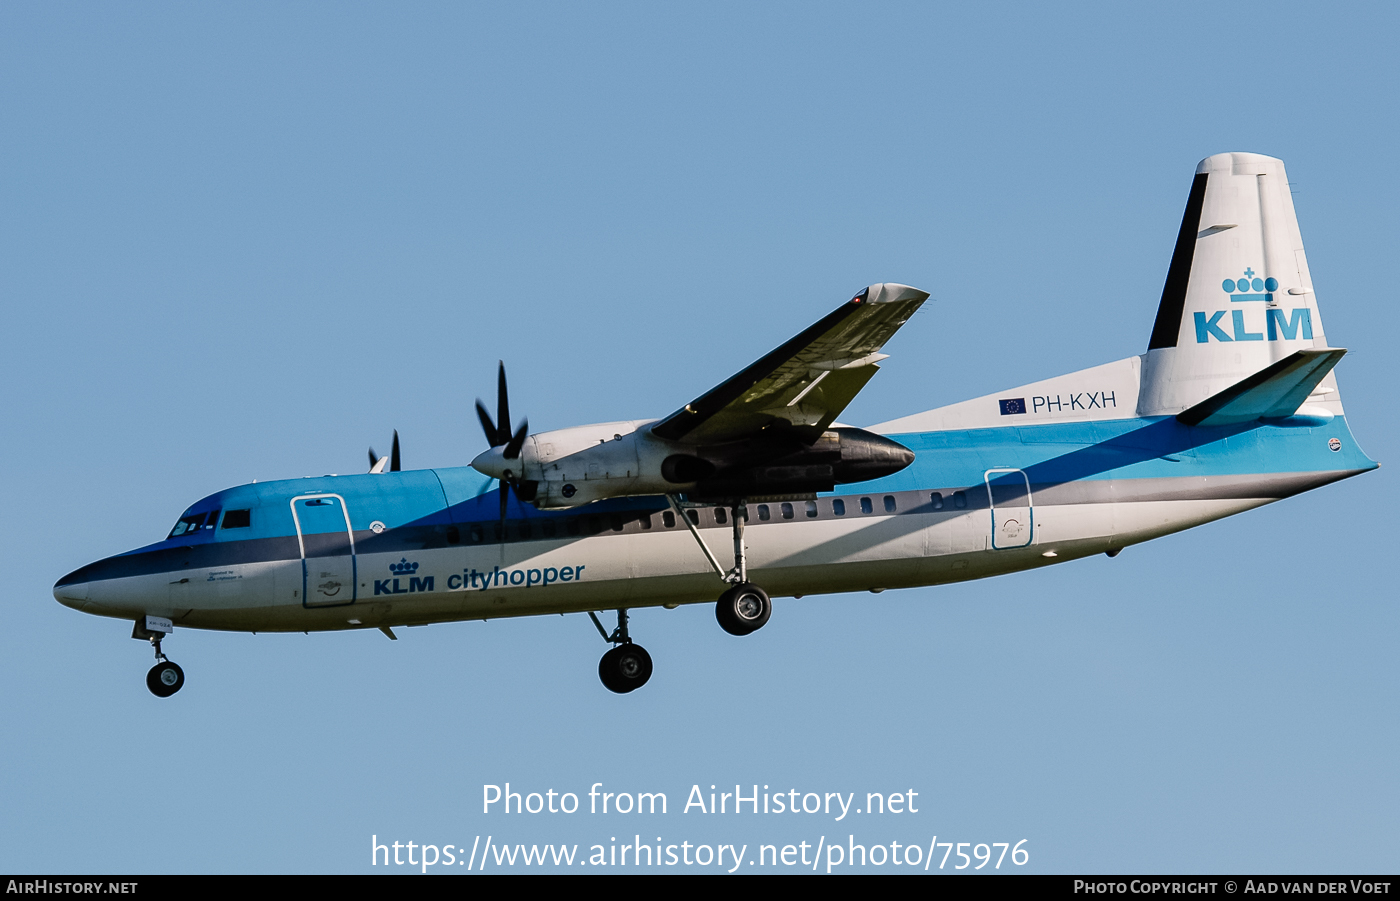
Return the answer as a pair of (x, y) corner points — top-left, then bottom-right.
(368, 430), (401, 474)
(473, 362), (532, 524)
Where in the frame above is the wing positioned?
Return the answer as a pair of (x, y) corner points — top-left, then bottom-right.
(650, 283), (929, 445)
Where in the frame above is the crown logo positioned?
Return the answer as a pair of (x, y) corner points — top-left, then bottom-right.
(1222, 267), (1278, 299)
(389, 558), (419, 575)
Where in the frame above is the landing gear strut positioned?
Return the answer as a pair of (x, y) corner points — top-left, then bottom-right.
(715, 499), (771, 634)
(589, 608), (653, 694)
(669, 496), (775, 636)
(143, 632), (184, 698)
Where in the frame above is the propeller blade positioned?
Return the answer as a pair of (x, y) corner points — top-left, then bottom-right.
(504, 419), (529, 460)
(390, 430), (401, 472)
(496, 361), (511, 450)
(475, 400), (500, 447)
(499, 479), (510, 525)
(368, 448), (379, 470)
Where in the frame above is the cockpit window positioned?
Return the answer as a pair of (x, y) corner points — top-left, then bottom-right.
(168, 509), (220, 539)
(221, 509), (251, 529)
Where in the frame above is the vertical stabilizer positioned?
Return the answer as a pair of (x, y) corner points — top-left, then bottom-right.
(1138, 153), (1342, 417)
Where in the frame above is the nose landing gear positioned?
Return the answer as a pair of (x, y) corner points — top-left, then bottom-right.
(134, 618), (184, 698)
(146, 658), (185, 698)
(588, 609), (652, 694)
(599, 643), (653, 694)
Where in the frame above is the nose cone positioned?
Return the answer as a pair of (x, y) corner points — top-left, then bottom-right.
(53, 569), (92, 610)
(470, 446), (509, 480)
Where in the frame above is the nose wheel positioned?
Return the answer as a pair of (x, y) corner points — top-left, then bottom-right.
(146, 660), (185, 697)
(588, 608), (653, 694)
(598, 643), (653, 694)
(137, 623), (185, 698)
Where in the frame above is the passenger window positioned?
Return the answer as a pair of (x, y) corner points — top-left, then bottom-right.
(780, 502), (793, 520)
(469, 525), (483, 543)
(686, 509), (700, 526)
(638, 514), (652, 530)
(492, 522), (504, 541)
(860, 497), (873, 514)
(805, 500), (818, 518)
(446, 526), (460, 544)
(833, 499), (846, 516)
(954, 491), (967, 509)
(884, 496), (897, 513)
(662, 510), (676, 528)
(566, 518), (581, 536)
(715, 507), (727, 525)
(542, 520), (557, 538)
(758, 505), (771, 521)
(738, 506), (749, 522)
(610, 514), (624, 532)
(221, 509), (251, 529)
(518, 522), (532, 539)
(930, 492), (943, 510)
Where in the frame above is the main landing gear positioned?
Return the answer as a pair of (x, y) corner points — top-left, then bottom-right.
(589, 609), (653, 694)
(135, 618), (184, 698)
(667, 496), (774, 638)
(716, 582), (771, 636)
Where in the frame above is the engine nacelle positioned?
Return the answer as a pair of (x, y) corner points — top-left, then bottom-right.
(528, 421), (669, 508)
(472, 420), (914, 509)
(685, 427), (915, 501)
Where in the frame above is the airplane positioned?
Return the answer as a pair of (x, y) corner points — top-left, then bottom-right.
(53, 151), (1377, 697)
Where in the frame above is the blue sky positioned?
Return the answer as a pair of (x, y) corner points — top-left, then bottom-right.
(3, 2), (1397, 873)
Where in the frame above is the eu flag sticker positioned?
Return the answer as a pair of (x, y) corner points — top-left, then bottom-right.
(999, 398), (1027, 415)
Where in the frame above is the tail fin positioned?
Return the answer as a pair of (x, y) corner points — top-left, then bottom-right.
(1139, 153), (1343, 418)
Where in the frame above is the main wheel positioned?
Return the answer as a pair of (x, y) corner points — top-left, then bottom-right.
(146, 661), (185, 698)
(716, 583), (771, 636)
(598, 643), (653, 694)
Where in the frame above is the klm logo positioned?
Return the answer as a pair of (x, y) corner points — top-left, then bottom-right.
(374, 558), (434, 595)
(1194, 268), (1313, 344)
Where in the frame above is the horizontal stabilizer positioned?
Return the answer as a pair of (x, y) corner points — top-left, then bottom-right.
(1176, 348), (1345, 427)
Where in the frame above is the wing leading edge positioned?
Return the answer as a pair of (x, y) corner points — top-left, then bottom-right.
(650, 283), (929, 445)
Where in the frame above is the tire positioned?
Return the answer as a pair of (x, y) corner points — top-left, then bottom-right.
(598, 643), (653, 694)
(715, 583), (771, 636)
(146, 661), (185, 698)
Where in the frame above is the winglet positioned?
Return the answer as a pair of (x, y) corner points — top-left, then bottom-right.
(1176, 348), (1346, 427)
(864, 283), (928, 305)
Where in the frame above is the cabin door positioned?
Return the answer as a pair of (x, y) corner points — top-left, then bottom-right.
(985, 469), (1034, 550)
(291, 494), (358, 606)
